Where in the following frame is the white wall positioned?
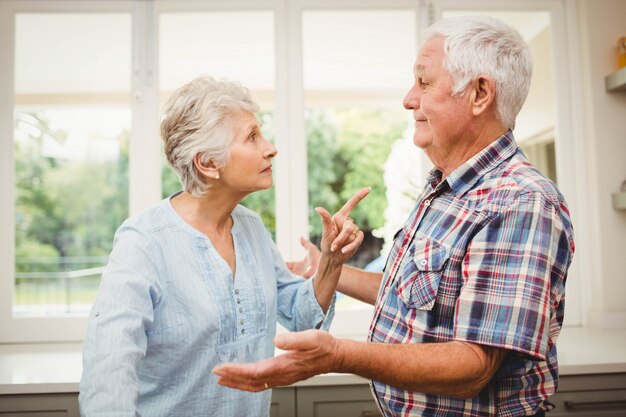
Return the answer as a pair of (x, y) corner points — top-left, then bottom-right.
(577, 0), (626, 328)
(516, 27), (555, 142)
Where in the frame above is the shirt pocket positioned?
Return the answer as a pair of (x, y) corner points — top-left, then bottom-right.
(396, 238), (449, 311)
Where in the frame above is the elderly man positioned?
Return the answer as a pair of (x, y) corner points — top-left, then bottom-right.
(214, 15), (575, 417)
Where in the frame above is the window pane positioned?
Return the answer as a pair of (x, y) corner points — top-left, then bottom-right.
(159, 12), (277, 234)
(14, 13), (131, 317)
(303, 11), (419, 310)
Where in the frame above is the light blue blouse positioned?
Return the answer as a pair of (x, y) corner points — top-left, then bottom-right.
(79, 195), (334, 417)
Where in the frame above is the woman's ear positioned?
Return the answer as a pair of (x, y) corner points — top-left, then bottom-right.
(469, 75), (496, 116)
(194, 154), (220, 180)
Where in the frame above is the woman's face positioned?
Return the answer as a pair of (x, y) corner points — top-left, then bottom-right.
(219, 110), (277, 195)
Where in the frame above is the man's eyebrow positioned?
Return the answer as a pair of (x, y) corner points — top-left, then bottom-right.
(414, 64), (425, 78)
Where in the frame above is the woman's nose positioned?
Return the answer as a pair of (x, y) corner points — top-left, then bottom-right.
(264, 141), (278, 158)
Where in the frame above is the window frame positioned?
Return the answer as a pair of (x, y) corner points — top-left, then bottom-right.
(0, 0), (135, 343)
(433, 0), (586, 327)
(0, 0), (585, 343)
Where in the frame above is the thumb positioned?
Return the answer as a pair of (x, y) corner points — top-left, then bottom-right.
(300, 236), (315, 249)
(274, 330), (319, 351)
(315, 207), (333, 234)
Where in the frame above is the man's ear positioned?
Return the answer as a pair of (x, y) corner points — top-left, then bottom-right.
(194, 153), (220, 180)
(469, 75), (496, 116)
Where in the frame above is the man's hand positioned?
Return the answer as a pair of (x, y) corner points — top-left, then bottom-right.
(213, 330), (340, 391)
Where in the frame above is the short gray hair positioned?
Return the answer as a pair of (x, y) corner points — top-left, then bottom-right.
(160, 76), (260, 196)
(423, 15), (533, 130)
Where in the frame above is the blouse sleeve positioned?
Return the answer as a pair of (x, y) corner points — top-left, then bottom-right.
(79, 223), (161, 416)
(268, 235), (335, 332)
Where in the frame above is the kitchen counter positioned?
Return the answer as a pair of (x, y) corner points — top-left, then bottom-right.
(1, 326), (625, 395)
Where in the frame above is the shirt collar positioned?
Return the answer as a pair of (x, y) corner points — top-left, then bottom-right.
(426, 130), (519, 194)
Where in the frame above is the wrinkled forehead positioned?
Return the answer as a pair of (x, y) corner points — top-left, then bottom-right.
(414, 36), (446, 75)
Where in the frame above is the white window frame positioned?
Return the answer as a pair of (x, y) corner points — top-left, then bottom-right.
(0, 0), (135, 343)
(432, 0), (587, 326)
(0, 0), (586, 343)
(286, 0), (422, 337)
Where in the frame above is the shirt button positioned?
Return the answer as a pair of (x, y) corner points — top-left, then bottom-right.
(237, 299), (241, 304)
(239, 308), (243, 313)
(241, 329), (245, 334)
(240, 319), (244, 325)
(420, 259), (428, 266)
(423, 199), (431, 207)
(234, 289), (239, 295)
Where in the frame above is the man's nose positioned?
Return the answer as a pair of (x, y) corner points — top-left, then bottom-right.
(403, 83), (420, 110)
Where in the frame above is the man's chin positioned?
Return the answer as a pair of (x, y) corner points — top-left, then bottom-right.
(412, 134), (432, 150)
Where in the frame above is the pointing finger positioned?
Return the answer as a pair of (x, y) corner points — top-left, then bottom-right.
(337, 187), (371, 218)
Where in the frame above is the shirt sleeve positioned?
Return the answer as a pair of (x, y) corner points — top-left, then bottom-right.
(454, 193), (568, 360)
(79, 223), (161, 417)
(269, 239), (335, 332)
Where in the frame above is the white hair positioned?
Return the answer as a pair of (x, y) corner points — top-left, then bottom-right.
(423, 15), (533, 130)
(160, 76), (259, 196)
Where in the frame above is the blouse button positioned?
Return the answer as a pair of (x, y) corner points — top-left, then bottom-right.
(237, 299), (241, 304)
(420, 259), (428, 266)
(241, 329), (245, 334)
(234, 289), (240, 295)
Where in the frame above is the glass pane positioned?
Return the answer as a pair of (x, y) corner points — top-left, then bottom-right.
(159, 12), (276, 234)
(302, 10), (419, 310)
(14, 13), (131, 317)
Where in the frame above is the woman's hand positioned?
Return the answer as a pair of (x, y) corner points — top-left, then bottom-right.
(306, 187), (370, 313)
(286, 237), (320, 278)
(287, 188), (369, 276)
(317, 187), (370, 263)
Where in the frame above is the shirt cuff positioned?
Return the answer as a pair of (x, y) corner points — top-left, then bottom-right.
(305, 278), (336, 331)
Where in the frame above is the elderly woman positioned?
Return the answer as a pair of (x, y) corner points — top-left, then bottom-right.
(79, 76), (368, 417)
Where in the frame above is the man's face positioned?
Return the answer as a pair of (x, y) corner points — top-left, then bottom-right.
(403, 36), (471, 163)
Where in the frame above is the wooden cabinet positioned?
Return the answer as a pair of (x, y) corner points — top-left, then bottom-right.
(270, 387), (296, 417)
(548, 373), (626, 416)
(1, 373), (625, 416)
(296, 385), (380, 417)
(0, 393), (80, 417)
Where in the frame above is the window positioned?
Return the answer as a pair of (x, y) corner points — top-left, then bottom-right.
(13, 14), (131, 319)
(159, 10), (277, 233)
(439, 6), (582, 326)
(301, 9), (418, 335)
(0, 0), (583, 343)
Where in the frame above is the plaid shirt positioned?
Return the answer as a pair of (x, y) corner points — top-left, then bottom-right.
(368, 131), (575, 416)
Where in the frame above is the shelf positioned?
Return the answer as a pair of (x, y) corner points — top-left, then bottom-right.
(605, 66), (626, 92)
(613, 191), (626, 210)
